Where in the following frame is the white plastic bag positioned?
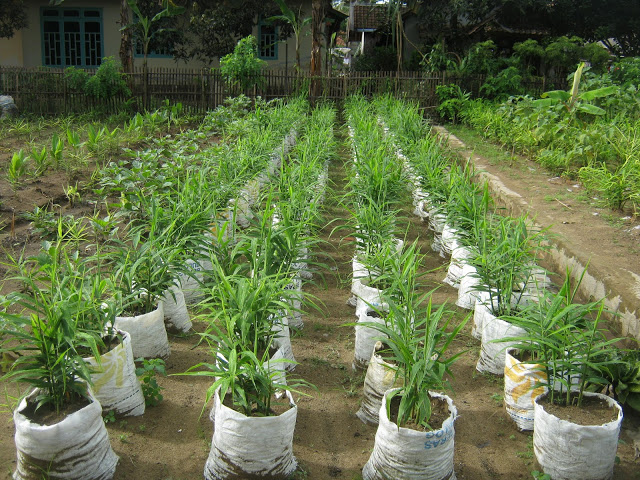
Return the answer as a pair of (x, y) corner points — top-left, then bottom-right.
(115, 302), (170, 359)
(272, 315), (296, 372)
(283, 276), (303, 329)
(440, 224), (460, 257)
(180, 258), (212, 304)
(353, 280), (383, 319)
(471, 292), (492, 340)
(443, 246), (474, 288)
(162, 284), (192, 333)
(85, 330), (145, 417)
(533, 392), (623, 480)
(456, 265), (480, 310)
(503, 348), (547, 431)
(363, 389), (457, 480)
(476, 315), (526, 375)
(357, 342), (397, 425)
(13, 387), (119, 480)
(353, 307), (388, 371)
(204, 388), (297, 479)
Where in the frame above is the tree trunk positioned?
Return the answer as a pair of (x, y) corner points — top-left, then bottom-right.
(310, 0), (326, 99)
(119, 0), (133, 74)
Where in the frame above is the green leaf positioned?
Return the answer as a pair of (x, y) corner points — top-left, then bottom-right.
(577, 103), (606, 115)
(580, 86), (618, 101)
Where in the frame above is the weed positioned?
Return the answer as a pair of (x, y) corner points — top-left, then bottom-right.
(516, 435), (534, 459)
(136, 357), (166, 407)
(119, 433), (129, 443)
(103, 410), (116, 424)
(531, 471), (551, 480)
(490, 392), (503, 405)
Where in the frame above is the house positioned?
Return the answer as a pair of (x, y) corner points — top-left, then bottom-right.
(0, 0), (343, 71)
(346, 1), (419, 67)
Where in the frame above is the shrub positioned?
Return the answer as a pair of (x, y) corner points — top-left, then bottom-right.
(220, 36), (266, 90)
(65, 57), (130, 99)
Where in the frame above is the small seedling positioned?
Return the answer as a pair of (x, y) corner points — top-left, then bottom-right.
(136, 357), (166, 407)
(531, 471), (550, 480)
(103, 410), (116, 424)
(64, 183), (81, 207)
(490, 393), (503, 405)
(7, 150), (30, 188)
(119, 433), (129, 444)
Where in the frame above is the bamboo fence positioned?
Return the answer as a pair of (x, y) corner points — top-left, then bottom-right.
(0, 66), (562, 115)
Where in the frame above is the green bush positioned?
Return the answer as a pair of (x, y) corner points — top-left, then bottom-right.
(436, 84), (470, 123)
(220, 36), (266, 90)
(65, 57), (130, 99)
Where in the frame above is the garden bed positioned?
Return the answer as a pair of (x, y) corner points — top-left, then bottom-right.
(0, 105), (638, 479)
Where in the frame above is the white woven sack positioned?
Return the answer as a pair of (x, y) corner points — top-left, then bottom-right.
(115, 303), (170, 359)
(413, 198), (430, 221)
(204, 388), (297, 480)
(85, 331), (145, 417)
(443, 247), (473, 289)
(440, 224), (460, 257)
(162, 285), (192, 333)
(503, 348), (547, 431)
(476, 315), (526, 375)
(272, 315), (296, 372)
(533, 392), (623, 480)
(353, 307), (388, 371)
(180, 258), (212, 304)
(363, 389), (457, 480)
(13, 387), (118, 480)
(456, 265), (480, 310)
(471, 292), (492, 340)
(283, 276), (303, 329)
(354, 281), (383, 319)
(356, 343), (397, 425)
(428, 211), (446, 234)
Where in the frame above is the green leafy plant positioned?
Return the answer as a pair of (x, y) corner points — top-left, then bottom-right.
(436, 84), (470, 124)
(533, 62), (617, 117)
(84, 57), (131, 99)
(220, 35), (267, 91)
(7, 149), (30, 188)
(356, 241), (468, 428)
(0, 240), (103, 414)
(31, 145), (49, 176)
(135, 358), (166, 407)
(51, 133), (64, 169)
(269, 0), (310, 73)
(501, 269), (622, 408)
(472, 215), (548, 317)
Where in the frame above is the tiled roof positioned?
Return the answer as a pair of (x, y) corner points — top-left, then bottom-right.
(351, 5), (390, 31)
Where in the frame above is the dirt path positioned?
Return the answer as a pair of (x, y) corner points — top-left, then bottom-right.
(0, 120), (639, 480)
(437, 125), (640, 343)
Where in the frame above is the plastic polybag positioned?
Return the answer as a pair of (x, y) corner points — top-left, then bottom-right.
(533, 392), (623, 480)
(13, 387), (118, 480)
(115, 302), (170, 359)
(362, 389), (458, 480)
(204, 388), (297, 479)
(85, 330), (145, 417)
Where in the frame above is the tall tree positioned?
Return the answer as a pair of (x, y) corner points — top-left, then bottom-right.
(172, 0), (279, 65)
(119, 0), (133, 74)
(0, 0), (27, 39)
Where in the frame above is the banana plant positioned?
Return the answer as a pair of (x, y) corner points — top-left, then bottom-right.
(533, 62), (617, 116)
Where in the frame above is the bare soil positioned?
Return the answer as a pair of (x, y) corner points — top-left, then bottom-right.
(0, 120), (639, 480)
